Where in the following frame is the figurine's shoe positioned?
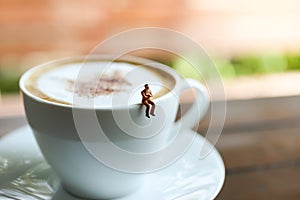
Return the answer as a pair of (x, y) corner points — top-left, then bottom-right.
(150, 113), (155, 116)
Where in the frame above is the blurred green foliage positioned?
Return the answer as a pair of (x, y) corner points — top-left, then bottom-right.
(1, 53), (300, 94)
(171, 57), (205, 80)
(173, 53), (300, 80)
(230, 54), (288, 75)
(0, 68), (21, 94)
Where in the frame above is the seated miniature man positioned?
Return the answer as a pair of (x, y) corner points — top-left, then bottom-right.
(141, 84), (156, 118)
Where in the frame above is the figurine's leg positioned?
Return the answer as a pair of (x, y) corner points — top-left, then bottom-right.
(145, 103), (151, 118)
(149, 100), (156, 116)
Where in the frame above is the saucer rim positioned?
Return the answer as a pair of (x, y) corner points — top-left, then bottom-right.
(0, 125), (225, 200)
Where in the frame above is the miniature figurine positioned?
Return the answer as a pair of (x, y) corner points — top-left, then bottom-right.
(141, 84), (156, 118)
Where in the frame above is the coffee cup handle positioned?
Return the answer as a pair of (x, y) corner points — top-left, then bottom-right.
(174, 79), (210, 129)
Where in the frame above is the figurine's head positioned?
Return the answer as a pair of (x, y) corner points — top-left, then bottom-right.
(144, 84), (149, 89)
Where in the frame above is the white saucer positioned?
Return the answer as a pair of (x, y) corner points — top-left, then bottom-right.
(0, 126), (225, 200)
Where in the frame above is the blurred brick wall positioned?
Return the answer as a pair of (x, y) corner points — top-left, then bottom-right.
(1, 0), (300, 71)
(0, 0), (187, 68)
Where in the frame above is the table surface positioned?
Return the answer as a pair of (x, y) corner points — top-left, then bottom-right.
(1, 95), (300, 200)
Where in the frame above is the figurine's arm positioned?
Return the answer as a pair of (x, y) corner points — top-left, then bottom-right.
(141, 91), (148, 98)
(148, 90), (153, 97)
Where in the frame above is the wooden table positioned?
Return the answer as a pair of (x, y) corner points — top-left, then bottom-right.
(1, 95), (300, 199)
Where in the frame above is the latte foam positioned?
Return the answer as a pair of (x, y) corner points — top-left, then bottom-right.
(24, 60), (174, 108)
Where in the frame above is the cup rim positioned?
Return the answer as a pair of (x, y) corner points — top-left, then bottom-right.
(19, 54), (182, 110)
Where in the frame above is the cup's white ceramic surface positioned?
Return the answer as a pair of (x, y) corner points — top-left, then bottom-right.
(20, 55), (210, 199)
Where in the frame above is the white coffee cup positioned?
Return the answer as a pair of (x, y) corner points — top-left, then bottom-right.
(20, 55), (209, 199)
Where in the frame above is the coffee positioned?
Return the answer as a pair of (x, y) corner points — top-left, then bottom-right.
(24, 59), (175, 107)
